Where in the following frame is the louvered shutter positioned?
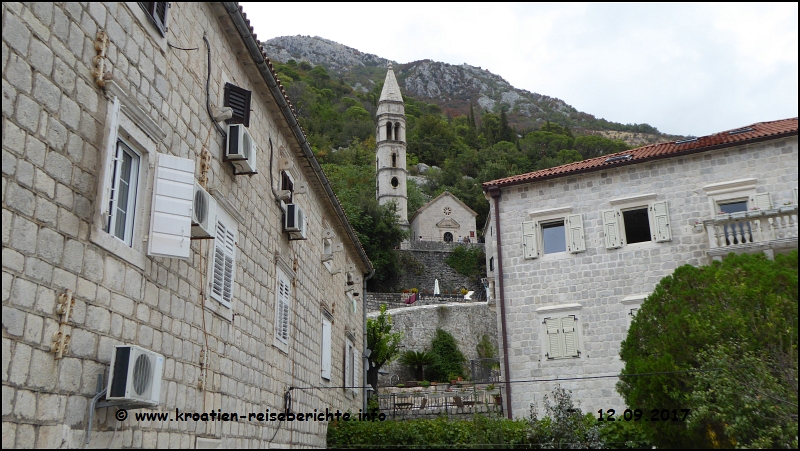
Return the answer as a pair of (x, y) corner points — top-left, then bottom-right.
(567, 214), (586, 253)
(352, 348), (360, 395)
(209, 220), (236, 306)
(544, 317), (562, 359)
(344, 340), (353, 389)
(562, 316), (579, 357)
(138, 2), (169, 36)
(793, 188), (798, 203)
(224, 83), (252, 127)
(650, 201), (672, 242)
(522, 221), (539, 259)
(275, 276), (290, 344)
(602, 210), (622, 249)
(754, 192), (772, 210)
(148, 154), (194, 259)
(321, 318), (332, 380)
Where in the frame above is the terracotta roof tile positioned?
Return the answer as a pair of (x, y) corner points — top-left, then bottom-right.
(483, 117), (798, 189)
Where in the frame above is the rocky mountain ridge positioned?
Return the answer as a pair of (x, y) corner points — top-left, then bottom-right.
(263, 35), (682, 145)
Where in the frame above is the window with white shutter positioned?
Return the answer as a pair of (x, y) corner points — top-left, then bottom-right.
(753, 192), (772, 211)
(138, 2), (170, 36)
(650, 201), (672, 242)
(543, 315), (580, 359)
(209, 217), (236, 307)
(148, 153), (195, 259)
(603, 210), (622, 249)
(321, 316), (332, 380)
(344, 338), (355, 393)
(522, 221), (539, 259)
(274, 269), (291, 347)
(566, 214), (586, 253)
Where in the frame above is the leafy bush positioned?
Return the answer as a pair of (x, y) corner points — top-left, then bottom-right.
(618, 250), (798, 448)
(445, 246), (486, 285)
(399, 350), (436, 381)
(427, 329), (467, 382)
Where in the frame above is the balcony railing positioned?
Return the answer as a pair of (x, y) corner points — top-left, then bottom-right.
(704, 205), (798, 258)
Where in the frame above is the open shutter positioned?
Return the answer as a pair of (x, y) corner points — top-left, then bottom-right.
(344, 340), (353, 389)
(138, 3), (170, 36)
(562, 316), (579, 357)
(650, 201), (672, 242)
(275, 276), (290, 343)
(522, 221), (539, 259)
(148, 154), (194, 259)
(210, 220), (236, 306)
(352, 348), (360, 395)
(544, 317), (562, 359)
(754, 192), (772, 210)
(224, 83), (252, 127)
(321, 318), (332, 380)
(602, 210), (622, 249)
(567, 214), (586, 253)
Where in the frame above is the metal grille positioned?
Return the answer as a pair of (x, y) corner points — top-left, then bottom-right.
(132, 353), (153, 396)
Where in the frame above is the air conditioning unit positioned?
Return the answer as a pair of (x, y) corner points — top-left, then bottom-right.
(106, 345), (165, 406)
(283, 203), (307, 240)
(191, 183), (217, 239)
(226, 124), (257, 175)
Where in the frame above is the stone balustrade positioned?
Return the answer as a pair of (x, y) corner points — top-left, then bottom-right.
(704, 205), (798, 258)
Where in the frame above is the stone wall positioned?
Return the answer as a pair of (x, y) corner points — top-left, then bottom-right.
(2, 3), (366, 448)
(489, 135), (798, 418)
(393, 243), (484, 296)
(366, 292), (480, 312)
(367, 302), (498, 384)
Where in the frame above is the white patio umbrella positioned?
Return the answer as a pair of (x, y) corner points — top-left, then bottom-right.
(434, 279), (440, 295)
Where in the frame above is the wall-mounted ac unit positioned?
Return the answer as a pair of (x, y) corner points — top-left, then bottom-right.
(226, 124), (257, 175)
(107, 345), (165, 406)
(283, 203), (307, 240)
(191, 183), (217, 239)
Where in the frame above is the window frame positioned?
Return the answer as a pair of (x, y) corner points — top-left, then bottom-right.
(619, 206), (652, 245)
(344, 335), (358, 396)
(604, 194), (672, 248)
(621, 294), (648, 329)
(537, 304), (582, 361)
(523, 207), (585, 259)
(321, 313), (333, 380)
(107, 138), (142, 247)
(273, 267), (292, 353)
(137, 2), (170, 37)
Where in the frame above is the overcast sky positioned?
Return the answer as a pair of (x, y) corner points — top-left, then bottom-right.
(240, 2), (798, 137)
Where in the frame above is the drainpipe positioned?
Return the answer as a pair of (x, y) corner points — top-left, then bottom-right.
(488, 186), (513, 419)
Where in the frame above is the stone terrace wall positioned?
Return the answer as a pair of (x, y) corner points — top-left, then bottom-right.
(393, 243), (485, 296)
(368, 302), (498, 384)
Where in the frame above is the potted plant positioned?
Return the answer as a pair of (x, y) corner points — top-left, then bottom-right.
(419, 380), (431, 388)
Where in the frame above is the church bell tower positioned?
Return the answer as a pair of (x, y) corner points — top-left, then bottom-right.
(375, 64), (409, 227)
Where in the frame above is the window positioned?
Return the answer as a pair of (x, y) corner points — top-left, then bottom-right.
(209, 207), (237, 308)
(138, 2), (170, 36)
(622, 294), (647, 329)
(543, 316), (580, 359)
(621, 208), (651, 244)
(489, 257), (494, 272)
(522, 212), (585, 259)
(602, 200), (671, 249)
(541, 221), (566, 254)
(391, 177), (399, 188)
(275, 269), (291, 347)
(391, 153), (397, 167)
(321, 314), (332, 380)
(718, 200), (748, 214)
(344, 336), (358, 396)
(224, 83), (252, 127)
(107, 139), (141, 246)
(281, 170), (294, 203)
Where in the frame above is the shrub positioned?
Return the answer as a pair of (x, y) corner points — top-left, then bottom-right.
(445, 245), (486, 284)
(427, 329), (467, 382)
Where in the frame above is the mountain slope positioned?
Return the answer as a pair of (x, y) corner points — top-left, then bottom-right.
(262, 36), (682, 145)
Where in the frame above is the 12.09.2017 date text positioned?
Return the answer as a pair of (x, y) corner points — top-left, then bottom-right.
(597, 408), (690, 422)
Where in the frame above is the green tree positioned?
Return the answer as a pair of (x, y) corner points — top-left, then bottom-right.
(399, 350), (436, 381)
(618, 251), (798, 448)
(427, 328), (467, 382)
(366, 304), (404, 390)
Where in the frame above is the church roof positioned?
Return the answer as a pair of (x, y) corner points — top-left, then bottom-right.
(410, 191), (478, 223)
(379, 64), (404, 103)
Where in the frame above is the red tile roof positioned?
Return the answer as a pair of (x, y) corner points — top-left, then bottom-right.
(483, 117), (798, 190)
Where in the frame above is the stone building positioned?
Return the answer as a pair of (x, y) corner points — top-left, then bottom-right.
(409, 191), (478, 243)
(2, 2), (371, 448)
(482, 118), (798, 418)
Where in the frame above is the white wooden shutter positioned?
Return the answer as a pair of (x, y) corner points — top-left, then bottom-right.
(650, 201), (672, 242)
(344, 340), (353, 389)
(148, 154), (195, 259)
(793, 188), (798, 204)
(321, 318), (332, 380)
(602, 210), (622, 249)
(210, 219), (236, 306)
(522, 221), (539, 259)
(562, 316), (579, 357)
(275, 275), (290, 344)
(567, 214), (586, 253)
(352, 347), (360, 395)
(754, 192), (772, 210)
(544, 317), (562, 359)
